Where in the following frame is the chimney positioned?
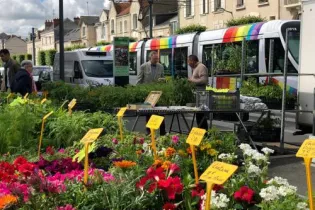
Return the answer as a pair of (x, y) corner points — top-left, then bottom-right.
(45, 20), (53, 29)
(74, 17), (80, 25)
(53, 18), (60, 27)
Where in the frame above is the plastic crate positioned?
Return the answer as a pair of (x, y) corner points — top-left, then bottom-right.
(209, 90), (240, 111)
(195, 91), (210, 108)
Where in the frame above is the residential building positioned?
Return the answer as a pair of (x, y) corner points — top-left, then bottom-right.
(79, 16), (99, 47)
(95, 10), (110, 43)
(179, 0), (301, 30)
(4, 36), (27, 55)
(56, 28), (82, 51)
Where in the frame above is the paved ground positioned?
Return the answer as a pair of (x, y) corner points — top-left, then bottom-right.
(123, 110), (313, 196)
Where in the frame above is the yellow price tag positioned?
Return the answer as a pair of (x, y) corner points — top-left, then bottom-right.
(296, 139), (315, 158)
(43, 111), (53, 120)
(68, 99), (77, 109)
(23, 93), (29, 99)
(200, 161), (238, 185)
(80, 128), (104, 144)
(146, 115), (164, 130)
(117, 107), (127, 117)
(41, 98), (47, 104)
(186, 128), (206, 146)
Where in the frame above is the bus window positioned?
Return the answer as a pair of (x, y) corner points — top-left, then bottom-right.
(129, 52), (137, 75)
(265, 38), (297, 73)
(174, 47), (188, 78)
(159, 49), (172, 76)
(246, 40), (259, 73)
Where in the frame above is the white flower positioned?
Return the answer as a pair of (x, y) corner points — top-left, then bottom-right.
(262, 147), (274, 155)
(259, 186), (280, 201)
(218, 153), (237, 160)
(243, 148), (256, 157)
(267, 176), (289, 186)
(248, 163), (262, 176)
(252, 152), (267, 162)
(239, 143), (252, 151)
(211, 191), (230, 209)
(297, 202), (309, 210)
(278, 185), (297, 196)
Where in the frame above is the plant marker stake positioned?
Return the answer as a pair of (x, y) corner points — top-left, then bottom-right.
(150, 128), (157, 160)
(41, 98), (47, 104)
(84, 143), (89, 185)
(7, 93), (13, 104)
(205, 182), (214, 210)
(190, 144), (199, 184)
(38, 111), (54, 158)
(118, 116), (124, 142)
(304, 158), (314, 210)
(68, 99), (77, 116)
(24, 93), (29, 99)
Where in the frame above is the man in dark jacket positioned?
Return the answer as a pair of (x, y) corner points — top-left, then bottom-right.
(0, 49), (20, 92)
(11, 60), (33, 96)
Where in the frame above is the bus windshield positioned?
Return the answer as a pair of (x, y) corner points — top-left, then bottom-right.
(81, 60), (113, 78)
(288, 31), (300, 64)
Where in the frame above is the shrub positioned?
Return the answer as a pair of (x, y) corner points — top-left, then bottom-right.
(17, 54), (25, 64)
(38, 51), (46, 65)
(226, 16), (266, 27)
(65, 44), (86, 51)
(45, 49), (57, 66)
(96, 41), (111, 46)
(25, 53), (32, 61)
(176, 24), (207, 34)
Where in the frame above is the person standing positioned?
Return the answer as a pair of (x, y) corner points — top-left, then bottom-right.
(0, 49), (20, 92)
(137, 51), (166, 135)
(11, 60), (36, 96)
(188, 55), (209, 130)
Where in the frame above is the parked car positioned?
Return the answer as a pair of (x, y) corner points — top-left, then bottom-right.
(32, 66), (53, 91)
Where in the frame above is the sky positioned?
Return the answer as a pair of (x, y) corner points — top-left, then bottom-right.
(0, 0), (108, 38)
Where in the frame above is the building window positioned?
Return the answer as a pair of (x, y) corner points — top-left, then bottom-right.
(120, 22), (123, 33)
(258, 0), (268, 4)
(214, 0), (221, 11)
(170, 21), (178, 35)
(82, 27), (86, 37)
(186, 0), (192, 17)
(111, 19), (115, 34)
(133, 14), (137, 30)
(102, 23), (106, 38)
(237, 0), (244, 7)
(124, 20), (128, 33)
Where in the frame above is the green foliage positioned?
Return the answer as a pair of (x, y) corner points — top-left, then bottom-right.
(12, 55), (18, 62)
(38, 51), (46, 65)
(45, 49), (57, 66)
(96, 41), (111, 46)
(17, 54), (25, 64)
(42, 79), (195, 110)
(25, 53), (32, 60)
(214, 44), (242, 73)
(65, 44), (86, 51)
(176, 24), (207, 35)
(226, 16), (266, 27)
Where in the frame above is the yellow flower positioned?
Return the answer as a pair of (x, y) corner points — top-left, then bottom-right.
(177, 149), (187, 157)
(207, 149), (218, 156)
(165, 147), (176, 158)
(153, 159), (163, 167)
(200, 143), (211, 151)
(0, 194), (18, 209)
(162, 161), (172, 170)
(114, 160), (137, 168)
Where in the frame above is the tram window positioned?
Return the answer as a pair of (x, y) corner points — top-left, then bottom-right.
(159, 49), (172, 76)
(265, 38), (297, 73)
(174, 47), (188, 78)
(129, 52), (137, 75)
(246, 40), (259, 73)
(202, 45), (213, 76)
(146, 51), (152, 62)
(214, 43), (242, 74)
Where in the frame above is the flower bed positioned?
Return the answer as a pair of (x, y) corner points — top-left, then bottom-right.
(0, 97), (309, 210)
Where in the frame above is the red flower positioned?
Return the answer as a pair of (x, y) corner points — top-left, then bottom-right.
(169, 163), (180, 175)
(163, 203), (176, 210)
(158, 176), (183, 200)
(18, 163), (36, 177)
(191, 184), (205, 197)
(234, 186), (255, 204)
(213, 184), (224, 192)
(136, 177), (149, 190)
(46, 146), (55, 155)
(148, 182), (158, 193)
(13, 156), (28, 168)
(146, 167), (165, 181)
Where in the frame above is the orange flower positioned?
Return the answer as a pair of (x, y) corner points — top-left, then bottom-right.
(114, 160), (136, 168)
(136, 150), (143, 155)
(165, 147), (176, 158)
(186, 147), (192, 154)
(0, 195), (18, 209)
(162, 161), (172, 170)
(153, 159), (163, 167)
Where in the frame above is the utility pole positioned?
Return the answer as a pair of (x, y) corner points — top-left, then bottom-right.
(87, 1), (90, 15)
(59, 0), (65, 81)
(31, 28), (36, 65)
(148, 0), (153, 38)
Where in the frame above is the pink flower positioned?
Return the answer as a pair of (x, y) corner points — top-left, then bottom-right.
(46, 146), (55, 155)
(112, 138), (118, 144)
(56, 204), (76, 210)
(58, 148), (65, 154)
(0, 182), (11, 196)
(169, 163), (180, 175)
(139, 138), (145, 144)
(171, 135), (179, 144)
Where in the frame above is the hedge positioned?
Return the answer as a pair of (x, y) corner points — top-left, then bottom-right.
(65, 44), (86, 51)
(226, 16), (266, 27)
(45, 49), (57, 66)
(38, 51), (46, 65)
(42, 79), (195, 111)
(96, 41), (111, 46)
(176, 24), (207, 35)
(25, 54), (32, 61)
(17, 54), (25, 64)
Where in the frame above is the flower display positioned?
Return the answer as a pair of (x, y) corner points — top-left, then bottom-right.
(171, 135), (179, 144)
(165, 147), (176, 158)
(0, 194), (18, 209)
(113, 160), (137, 168)
(163, 202), (176, 210)
(234, 186), (255, 204)
(56, 204), (76, 210)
